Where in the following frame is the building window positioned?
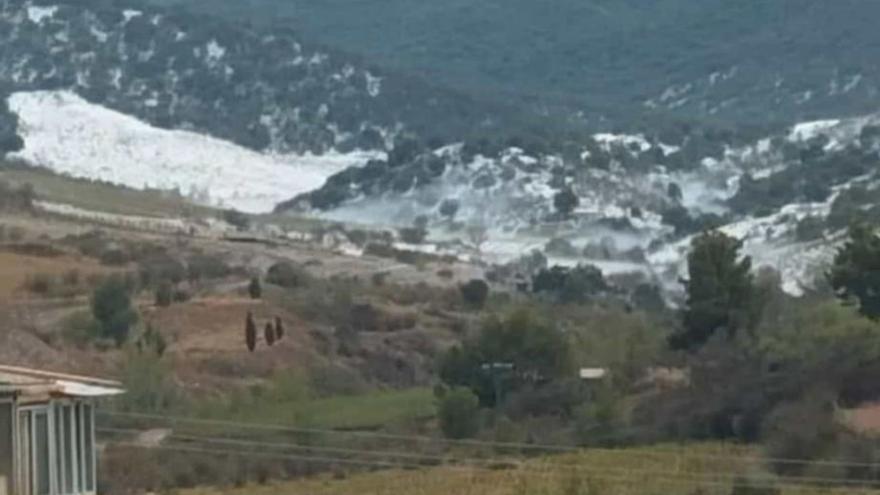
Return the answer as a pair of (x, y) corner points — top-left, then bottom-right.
(0, 401), (13, 495)
(16, 403), (96, 495)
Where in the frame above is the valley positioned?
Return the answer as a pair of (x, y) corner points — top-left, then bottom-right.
(3, 0), (880, 493)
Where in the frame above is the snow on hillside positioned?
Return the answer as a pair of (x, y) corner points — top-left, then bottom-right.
(6, 91), (379, 213)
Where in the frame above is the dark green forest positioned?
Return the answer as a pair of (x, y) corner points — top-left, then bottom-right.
(146, 0), (880, 128)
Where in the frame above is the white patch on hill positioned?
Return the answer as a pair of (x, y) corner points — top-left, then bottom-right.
(26, 5), (57, 23)
(789, 119), (840, 141)
(7, 91), (378, 213)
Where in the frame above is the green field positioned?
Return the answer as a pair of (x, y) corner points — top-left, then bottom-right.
(0, 164), (213, 218)
(192, 387), (437, 431)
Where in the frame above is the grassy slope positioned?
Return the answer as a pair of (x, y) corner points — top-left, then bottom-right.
(0, 164), (212, 218)
(193, 387), (436, 431)
(180, 443), (875, 495)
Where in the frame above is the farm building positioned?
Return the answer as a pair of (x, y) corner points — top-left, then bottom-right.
(0, 365), (123, 495)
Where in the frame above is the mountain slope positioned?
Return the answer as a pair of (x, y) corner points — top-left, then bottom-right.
(147, 0), (880, 128)
(0, 0), (538, 156)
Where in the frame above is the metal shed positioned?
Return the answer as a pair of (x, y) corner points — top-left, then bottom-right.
(0, 365), (123, 495)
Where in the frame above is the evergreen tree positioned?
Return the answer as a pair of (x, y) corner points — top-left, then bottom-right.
(92, 276), (138, 346)
(275, 316), (284, 340)
(265, 321), (276, 346)
(245, 311), (257, 352)
(670, 230), (756, 351)
(553, 187), (579, 217)
(829, 223), (880, 319)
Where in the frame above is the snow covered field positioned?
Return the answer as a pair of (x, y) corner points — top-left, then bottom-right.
(7, 91), (379, 213)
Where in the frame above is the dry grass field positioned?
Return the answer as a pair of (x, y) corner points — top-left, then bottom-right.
(179, 443), (880, 495)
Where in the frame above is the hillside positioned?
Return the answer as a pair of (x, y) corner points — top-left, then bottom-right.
(147, 0), (880, 128)
(0, 0), (545, 157)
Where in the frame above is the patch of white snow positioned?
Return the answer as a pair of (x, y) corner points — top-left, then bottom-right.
(7, 91), (378, 214)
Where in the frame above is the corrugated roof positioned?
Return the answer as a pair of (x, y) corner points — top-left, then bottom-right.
(0, 364), (123, 399)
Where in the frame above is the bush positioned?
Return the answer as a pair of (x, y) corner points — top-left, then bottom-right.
(438, 387), (481, 439)
(398, 226), (428, 244)
(795, 216), (825, 242)
(761, 393), (838, 476)
(266, 262), (311, 289)
(91, 276), (138, 346)
(532, 264), (607, 303)
(248, 276), (262, 299)
(139, 254), (186, 287)
(99, 249), (129, 266)
(545, 237), (578, 257)
(117, 351), (182, 412)
(155, 281), (173, 307)
(439, 308), (574, 407)
(187, 254), (231, 282)
(25, 273), (54, 295)
(553, 187), (579, 217)
(459, 279), (490, 308)
(61, 310), (101, 347)
(222, 209), (250, 231)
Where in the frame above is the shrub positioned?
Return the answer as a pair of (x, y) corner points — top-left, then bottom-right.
(172, 288), (191, 303)
(532, 264), (607, 303)
(248, 276), (262, 299)
(545, 237), (578, 257)
(116, 351), (181, 412)
(155, 281), (173, 307)
(437, 387), (481, 439)
(439, 308), (574, 406)
(61, 310), (101, 347)
(139, 254), (186, 287)
(266, 262), (311, 289)
(99, 249), (129, 266)
(553, 187), (579, 217)
(222, 209), (250, 231)
(398, 226), (428, 244)
(795, 216), (825, 242)
(459, 279), (490, 308)
(62, 269), (81, 286)
(91, 276), (138, 346)
(26, 273), (54, 295)
(187, 254), (231, 282)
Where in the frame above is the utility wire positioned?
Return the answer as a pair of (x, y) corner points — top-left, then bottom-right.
(100, 410), (880, 469)
(105, 441), (879, 494)
(99, 427), (880, 489)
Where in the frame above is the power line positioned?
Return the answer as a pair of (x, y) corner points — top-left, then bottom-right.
(98, 427), (880, 489)
(100, 410), (880, 469)
(104, 441), (880, 494)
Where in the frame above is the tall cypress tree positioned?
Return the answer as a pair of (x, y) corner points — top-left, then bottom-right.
(275, 316), (284, 340)
(245, 311), (257, 352)
(265, 321), (276, 346)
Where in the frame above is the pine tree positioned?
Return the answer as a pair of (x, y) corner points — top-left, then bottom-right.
(553, 187), (579, 217)
(245, 311), (257, 352)
(264, 321), (276, 346)
(274, 316), (284, 340)
(829, 223), (880, 319)
(670, 230), (756, 351)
